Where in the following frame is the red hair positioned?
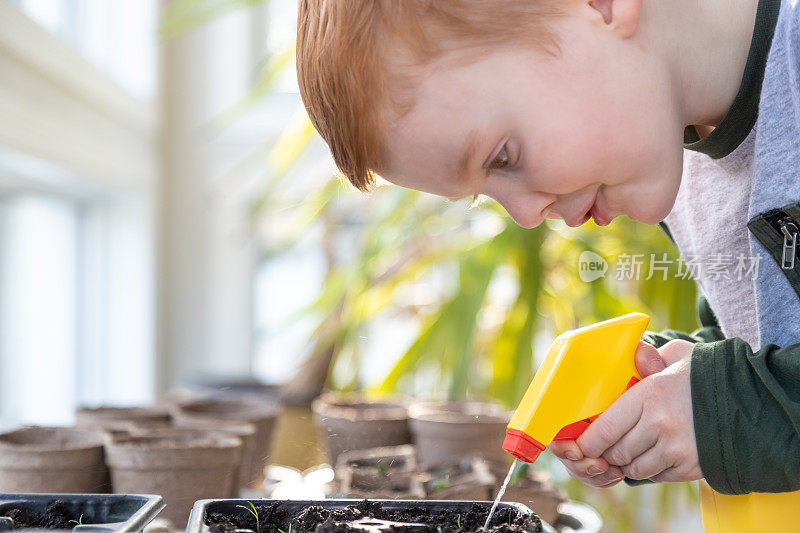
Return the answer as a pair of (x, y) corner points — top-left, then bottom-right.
(297, 1), (562, 191)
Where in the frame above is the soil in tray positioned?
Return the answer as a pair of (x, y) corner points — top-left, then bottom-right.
(1, 501), (90, 530)
(206, 500), (542, 533)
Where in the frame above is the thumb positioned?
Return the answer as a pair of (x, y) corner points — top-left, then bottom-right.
(634, 341), (666, 378)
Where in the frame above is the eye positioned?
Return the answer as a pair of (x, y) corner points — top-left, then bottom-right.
(487, 146), (510, 170)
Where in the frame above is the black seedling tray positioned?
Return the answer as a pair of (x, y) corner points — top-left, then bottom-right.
(186, 499), (559, 533)
(0, 494), (165, 532)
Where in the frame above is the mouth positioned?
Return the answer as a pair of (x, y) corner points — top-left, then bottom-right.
(564, 191), (599, 228)
(590, 192), (612, 226)
(563, 190), (614, 228)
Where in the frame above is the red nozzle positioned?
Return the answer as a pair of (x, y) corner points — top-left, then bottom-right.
(503, 428), (546, 463)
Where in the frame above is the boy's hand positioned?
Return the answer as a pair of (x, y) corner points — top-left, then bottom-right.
(549, 340), (703, 486)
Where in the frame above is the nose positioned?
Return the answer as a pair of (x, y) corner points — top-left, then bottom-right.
(494, 193), (555, 229)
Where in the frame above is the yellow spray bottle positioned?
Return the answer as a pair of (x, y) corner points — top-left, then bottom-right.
(503, 312), (800, 533)
(502, 312), (650, 462)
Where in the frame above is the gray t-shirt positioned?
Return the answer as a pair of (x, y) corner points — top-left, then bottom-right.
(664, 0), (799, 350)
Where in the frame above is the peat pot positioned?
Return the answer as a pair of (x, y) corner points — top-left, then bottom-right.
(312, 393), (412, 465)
(170, 418), (257, 495)
(104, 429), (241, 527)
(0, 427), (107, 494)
(335, 445), (424, 499)
(423, 457), (495, 501)
(75, 406), (172, 432)
(408, 401), (511, 468)
(170, 398), (279, 488)
(176, 378), (282, 403)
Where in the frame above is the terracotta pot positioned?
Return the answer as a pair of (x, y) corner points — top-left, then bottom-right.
(489, 461), (567, 526)
(335, 444), (424, 499)
(105, 429), (241, 527)
(312, 393), (412, 465)
(75, 406), (172, 431)
(423, 456), (496, 501)
(0, 426), (107, 493)
(170, 418), (257, 495)
(408, 401), (511, 467)
(169, 397), (279, 488)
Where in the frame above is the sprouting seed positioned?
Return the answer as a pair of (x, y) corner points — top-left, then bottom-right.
(457, 515), (461, 529)
(237, 502), (260, 533)
(69, 514), (84, 526)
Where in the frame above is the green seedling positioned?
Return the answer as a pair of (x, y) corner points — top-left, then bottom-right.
(69, 514), (84, 526)
(278, 524), (294, 533)
(457, 515), (461, 529)
(437, 527), (443, 533)
(430, 478), (450, 491)
(237, 502), (260, 533)
(376, 463), (390, 475)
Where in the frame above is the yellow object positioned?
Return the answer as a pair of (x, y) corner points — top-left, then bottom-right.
(503, 312), (650, 463)
(700, 480), (800, 533)
(501, 311), (800, 533)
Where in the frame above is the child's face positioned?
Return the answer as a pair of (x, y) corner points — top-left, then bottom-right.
(379, 10), (686, 229)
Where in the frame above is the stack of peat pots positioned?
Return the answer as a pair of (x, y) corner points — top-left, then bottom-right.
(75, 406), (172, 432)
(311, 393), (413, 466)
(408, 400), (511, 468)
(0, 401), (263, 529)
(169, 396), (280, 489)
(422, 455), (496, 501)
(334, 444), (425, 499)
(76, 403), (257, 526)
(330, 399), (569, 527)
(104, 428), (242, 526)
(407, 400), (566, 525)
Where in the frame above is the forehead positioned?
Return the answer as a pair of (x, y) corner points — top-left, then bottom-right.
(382, 95), (473, 195)
(380, 51), (518, 197)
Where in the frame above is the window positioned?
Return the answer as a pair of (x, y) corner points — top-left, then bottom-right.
(0, 2), (157, 428)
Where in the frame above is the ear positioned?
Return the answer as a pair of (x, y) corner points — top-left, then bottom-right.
(588, 0), (642, 38)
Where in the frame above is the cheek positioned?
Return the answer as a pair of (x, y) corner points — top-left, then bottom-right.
(531, 126), (627, 193)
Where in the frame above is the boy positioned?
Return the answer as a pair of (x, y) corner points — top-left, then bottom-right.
(296, 0), (800, 496)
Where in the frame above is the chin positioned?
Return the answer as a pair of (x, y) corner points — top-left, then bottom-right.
(628, 204), (673, 225)
(619, 181), (680, 225)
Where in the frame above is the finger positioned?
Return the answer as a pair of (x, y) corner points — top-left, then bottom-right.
(635, 341), (666, 378)
(569, 456), (614, 478)
(549, 439), (584, 461)
(648, 468), (683, 483)
(576, 387), (644, 459)
(552, 448), (622, 483)
(563, 462), (625, 488)
(659, 339), (695, 366)
(602, 422), (658, 467)
(621, 444), (672, 480)
(649, 464), (704, 483)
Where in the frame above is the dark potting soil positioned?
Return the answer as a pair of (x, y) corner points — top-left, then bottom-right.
(1, 501), (89, 530)
(206, 501), (541, 533)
